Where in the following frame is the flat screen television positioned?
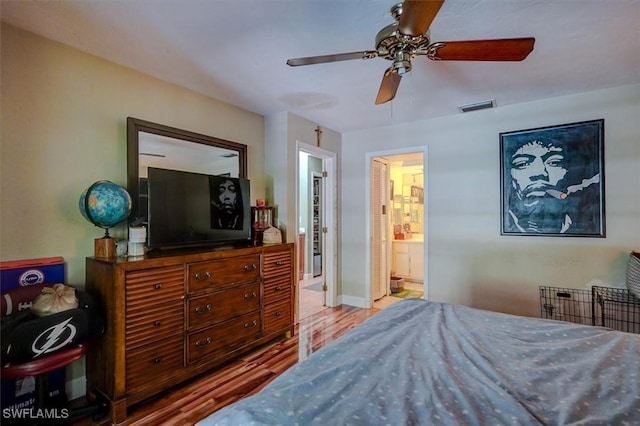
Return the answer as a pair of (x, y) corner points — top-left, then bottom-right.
(146, 167), (251, 249)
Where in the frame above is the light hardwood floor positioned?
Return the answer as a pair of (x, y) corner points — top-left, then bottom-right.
(298, 275), (327, 320)
(74, 304), (379, 425)
(298, 277), (424, 316)
(373, 280), (424, 310)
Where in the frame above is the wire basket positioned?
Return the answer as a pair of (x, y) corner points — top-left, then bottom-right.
(626, 252), (640, 299)
(539, 286), (593, 326)
(539, 286), (640, 334)
(592, 286), (640, 334)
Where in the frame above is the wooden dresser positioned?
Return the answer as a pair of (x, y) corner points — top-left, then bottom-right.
(85, 243), (294, 424)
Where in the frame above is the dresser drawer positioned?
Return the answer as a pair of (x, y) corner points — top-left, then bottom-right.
(126, 335), (183, 392)
(264, 275), (291, 304)
(187, 255), (260, 293)
(263, 251), (292, 279)
(126, 265), (184, 312)
(126, 301), (184, 349)
(187, 283), (260, 330)
(264, 299), (291, 335)
(187, 311), (261, 363)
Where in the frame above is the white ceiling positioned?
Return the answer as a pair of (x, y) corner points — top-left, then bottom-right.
(2, 0), (639, 133)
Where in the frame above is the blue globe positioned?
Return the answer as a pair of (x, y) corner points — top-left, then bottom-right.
(79, 181), (132, 235)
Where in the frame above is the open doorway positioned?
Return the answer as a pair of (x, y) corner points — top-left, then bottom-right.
(296, 142), (337, 321)
(367, 149), (427, 309)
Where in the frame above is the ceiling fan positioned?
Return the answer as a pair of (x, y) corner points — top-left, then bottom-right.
(286, 0), (535, 105)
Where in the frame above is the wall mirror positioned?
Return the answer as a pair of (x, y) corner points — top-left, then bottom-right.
(127, 117), (247, 224)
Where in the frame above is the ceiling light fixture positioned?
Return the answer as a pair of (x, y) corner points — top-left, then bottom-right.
(458, 99), (496, 113)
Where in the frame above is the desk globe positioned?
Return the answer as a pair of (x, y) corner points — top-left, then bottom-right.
(79, 180), (132, 257)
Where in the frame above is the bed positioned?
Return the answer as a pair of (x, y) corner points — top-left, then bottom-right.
(197, 298), (640, 425)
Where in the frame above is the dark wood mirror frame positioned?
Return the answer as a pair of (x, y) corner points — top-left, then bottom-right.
(126, 117), (248, 224)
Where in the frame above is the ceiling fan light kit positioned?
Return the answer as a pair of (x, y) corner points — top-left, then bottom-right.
(286, 0), (535, 105)
(392, 51), (412, 75)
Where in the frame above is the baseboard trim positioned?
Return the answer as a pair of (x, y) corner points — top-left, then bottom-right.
(340, 295), (367, 308)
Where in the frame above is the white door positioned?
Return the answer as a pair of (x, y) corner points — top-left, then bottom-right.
(371, 158), (389, 300)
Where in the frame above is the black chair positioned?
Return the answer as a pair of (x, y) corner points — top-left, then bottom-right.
(1, 284), (108, 424)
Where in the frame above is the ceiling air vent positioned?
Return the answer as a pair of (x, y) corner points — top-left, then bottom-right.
(458, 99), (496, 113)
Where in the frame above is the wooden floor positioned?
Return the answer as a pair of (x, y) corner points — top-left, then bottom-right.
(298, 275), (327, 320)
(75, 304), (379, 426)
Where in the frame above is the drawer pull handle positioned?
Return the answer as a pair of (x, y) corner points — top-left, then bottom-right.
(153, 357), (162, 364)
(275, 260), (283, 266)
(195, 337), (212, 347)
(275, 286), (282, 291)
(195, 271), (211, 281)
(154, 283), (162, 289)
(275, 311), (282, 317)
(244, 320), (258, 328)
(244, 292), (257, 300)
(244, 263), (257, 271)
(153, 320), (161, 327)
(195, 304), (212, 314)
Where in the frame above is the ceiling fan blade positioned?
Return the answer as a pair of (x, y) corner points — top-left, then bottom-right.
(375, 69), (402, 105)
(428, 38), (535, 61)
(287, 51), (376, 66)
(398, 0), (445, 36)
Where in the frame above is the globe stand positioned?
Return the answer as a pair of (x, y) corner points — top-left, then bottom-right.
(94, 228), (116, 258)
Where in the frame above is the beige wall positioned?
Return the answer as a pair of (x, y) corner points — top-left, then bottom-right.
(1, 24), (266, 394)
(265, 111), (341, 243)
(265, 111), (342, 300)
(1, 24), (265, 283)
(342, 84), (640, 317)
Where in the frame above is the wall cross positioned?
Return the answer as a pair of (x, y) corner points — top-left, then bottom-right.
(315, 126), (322, 147)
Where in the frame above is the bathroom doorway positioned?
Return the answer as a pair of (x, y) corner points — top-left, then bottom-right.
(367, 148), (428, 309)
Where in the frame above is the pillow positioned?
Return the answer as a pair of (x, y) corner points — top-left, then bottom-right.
(626, 252), (640, 299)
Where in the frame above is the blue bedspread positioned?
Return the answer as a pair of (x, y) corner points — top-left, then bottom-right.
(197, 299), (640, 425)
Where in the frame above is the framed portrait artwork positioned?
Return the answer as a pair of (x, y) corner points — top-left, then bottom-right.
(499, 119), (605, 237)
(410, 185), (424, 204)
